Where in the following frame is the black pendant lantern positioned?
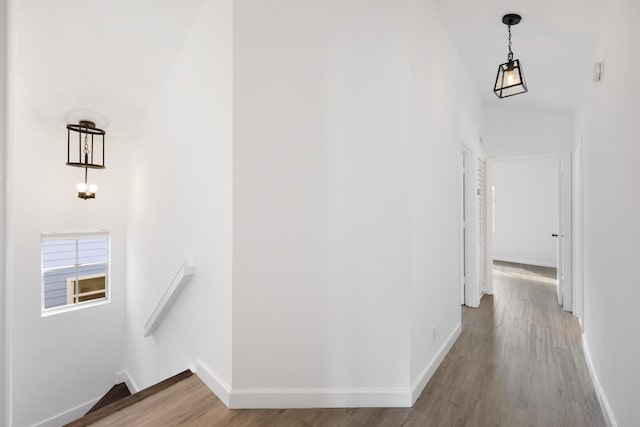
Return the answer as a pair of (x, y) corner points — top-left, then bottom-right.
(494, 14), (528, 99)
(66, 120), (105, 200)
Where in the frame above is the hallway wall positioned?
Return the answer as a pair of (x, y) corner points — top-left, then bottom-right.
(406, 0), (483, 389)
(575, 0), (640, 424)
(492, 158), (559, 268)
(233, 0), (481, 405)
(233, 0), (413, 398)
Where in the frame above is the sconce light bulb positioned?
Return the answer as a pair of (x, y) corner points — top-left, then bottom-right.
(77, 183), (88, 192)
(89, 184), (98, 194)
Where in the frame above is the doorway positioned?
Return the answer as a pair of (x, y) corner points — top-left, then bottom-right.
(487, 154), (573, 312)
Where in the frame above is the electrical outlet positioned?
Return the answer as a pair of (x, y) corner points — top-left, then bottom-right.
(432, 326), (437, 342)
(593, 62), (603, 82)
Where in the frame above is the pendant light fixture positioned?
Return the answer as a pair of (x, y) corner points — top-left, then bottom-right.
(494, 13), (528, 99)
(66, 120), (105, 200)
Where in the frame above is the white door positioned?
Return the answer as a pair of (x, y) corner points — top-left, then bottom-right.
(556, 158), (564, 306)
(461, 152), (466, 305)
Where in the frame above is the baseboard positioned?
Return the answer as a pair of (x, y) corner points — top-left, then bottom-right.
(196, 359), (231, 407)
(410, 323), (462, 404)
(34, 397), (99, 427)
(116, 369), (140, 394)
(199, 324), (461, 410)
(229, 386), (411, 409)
(582, 334), (618, 427)
(493, 257), (557, 269)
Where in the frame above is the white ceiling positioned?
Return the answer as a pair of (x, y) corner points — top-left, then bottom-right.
(433, 0), (605, 115)
(12, 0), (604, 139)
(11, 0), (206, 138)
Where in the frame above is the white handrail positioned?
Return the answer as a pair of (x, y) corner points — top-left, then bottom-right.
(144, 261), (195, 337)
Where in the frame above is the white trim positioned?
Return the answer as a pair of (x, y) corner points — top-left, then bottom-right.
(33, 396), (99, 427)
(40, 230), (110, 241)
(492, 257), (557, 269)
(486, 162), (494, 295)
(229, 386), (411, 409)
(196, 359), (231, 407)
(3, 1), (14, 422)
(116, 370), (140, 394)
(410, 323), (461, 404)
(201, 325), (461, 410)
(41, 298), (110, 318)
(582, 334), (618, 427)
(488, 152), (568, 162)
(144, 261), (195, 337)
(461, 145), (481, 308)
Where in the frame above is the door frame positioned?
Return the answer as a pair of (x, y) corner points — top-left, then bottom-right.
(572, 139), (585, 328)
(486, 152), (573, 312)
(460, 145), (483, 308)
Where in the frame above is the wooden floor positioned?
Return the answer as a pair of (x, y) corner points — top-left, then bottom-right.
(94, 261), (606, 426)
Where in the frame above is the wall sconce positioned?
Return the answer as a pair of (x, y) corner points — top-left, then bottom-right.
(494, 14), (528, 99)
(66, 120), (105, 200)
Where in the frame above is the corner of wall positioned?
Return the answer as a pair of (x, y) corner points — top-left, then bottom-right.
(410, 323), (461, 404)
(116, 370), (141, 394)
(196, 359), (231, 407)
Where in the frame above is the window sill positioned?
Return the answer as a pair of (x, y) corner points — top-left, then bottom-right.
(41, 298), (111, 317)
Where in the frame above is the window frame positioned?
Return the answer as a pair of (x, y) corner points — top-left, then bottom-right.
(41, 230), (111, 316)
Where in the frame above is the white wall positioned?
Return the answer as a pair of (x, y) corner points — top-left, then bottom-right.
(482, 105), (573, 157)
(7, 97), (129, 427)
(233, 0), (479, 405)
(233, 0), (412, 396)
(575, 0), (640, 424)
(5, 4), (132, 426)
(1, 0), (7, 421)
(492, 158), (558, 268)
(406, 0), (482, 384)
(124, 0), (233, 394)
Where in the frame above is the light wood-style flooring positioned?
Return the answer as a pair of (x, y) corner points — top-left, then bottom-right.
(93, 261), (606, 426)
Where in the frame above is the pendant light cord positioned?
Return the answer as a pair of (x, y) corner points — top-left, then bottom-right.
(507, 25), (514, 62)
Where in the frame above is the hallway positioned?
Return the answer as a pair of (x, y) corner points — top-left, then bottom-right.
(89, 262), (607, 426)
(413, 261), (606, 426)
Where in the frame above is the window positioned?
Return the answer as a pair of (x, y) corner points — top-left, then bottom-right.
(41, 231), (110, 313)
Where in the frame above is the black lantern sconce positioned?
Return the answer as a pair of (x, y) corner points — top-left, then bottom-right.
(494, 14), (528, 99)
(66, 120), (105, 200)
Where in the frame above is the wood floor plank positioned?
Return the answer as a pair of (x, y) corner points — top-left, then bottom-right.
(84, 261), (606, 426)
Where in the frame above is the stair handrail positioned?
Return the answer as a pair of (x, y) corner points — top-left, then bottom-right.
(144, 261), (195, 337)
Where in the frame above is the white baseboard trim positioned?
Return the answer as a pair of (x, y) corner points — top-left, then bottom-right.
(229, 386), (411, 409)
(196, 359), (231, 407)
(198, 324), (461, 410)
(34, 397), (99, 427)
(582, 334), (618, 427)
(493, 257), (557, 269)
(116, 369), (140, 394)
(410, 323), (461, 404)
